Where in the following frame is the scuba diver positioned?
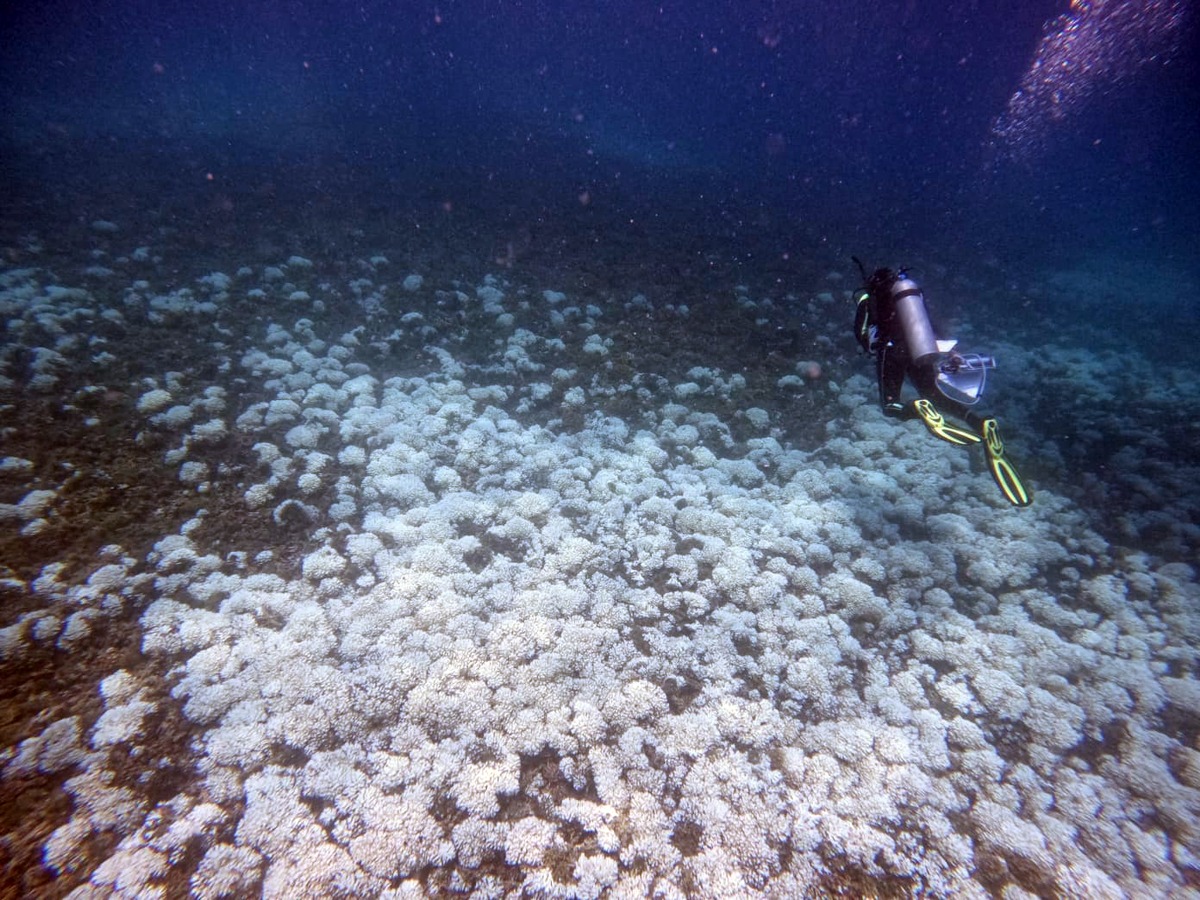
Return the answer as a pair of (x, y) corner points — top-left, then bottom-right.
(851, 258), (1032, 507)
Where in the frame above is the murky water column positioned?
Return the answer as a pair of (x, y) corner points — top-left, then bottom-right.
(990, 0), (1187, 162)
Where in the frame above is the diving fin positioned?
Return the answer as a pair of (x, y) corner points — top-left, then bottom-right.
(912, 399), (982, 446)
(981, 418), (1032, 507)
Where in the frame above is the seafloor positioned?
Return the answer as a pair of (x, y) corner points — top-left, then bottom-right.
(0, 162), (1198, 899)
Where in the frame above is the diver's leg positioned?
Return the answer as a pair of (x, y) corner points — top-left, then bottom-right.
(878, 343), (909, 418)
(911, 360), (1032, 504)
(908, 360), (981, 444)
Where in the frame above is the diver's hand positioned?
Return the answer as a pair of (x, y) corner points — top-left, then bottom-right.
(942, 351), (965, 372)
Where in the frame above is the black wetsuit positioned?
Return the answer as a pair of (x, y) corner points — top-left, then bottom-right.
(854, 267), (984, 431)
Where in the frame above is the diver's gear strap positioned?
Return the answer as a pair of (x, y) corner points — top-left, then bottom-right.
(912, 399), (982, 446)
(982, 419), (1033, 507)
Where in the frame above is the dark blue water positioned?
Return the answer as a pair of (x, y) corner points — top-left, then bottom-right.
(4, 1), (1196, 263)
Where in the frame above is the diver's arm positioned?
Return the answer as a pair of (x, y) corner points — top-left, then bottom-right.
(853, 290), (872, 352)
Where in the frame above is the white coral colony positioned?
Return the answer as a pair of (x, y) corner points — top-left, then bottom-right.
(1, 258), (1197, 900)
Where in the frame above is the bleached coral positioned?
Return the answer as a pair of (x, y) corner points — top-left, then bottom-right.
(21, 259), (1193, 900)
(136, 388), (173, 413)
(7, 717), (86, 776)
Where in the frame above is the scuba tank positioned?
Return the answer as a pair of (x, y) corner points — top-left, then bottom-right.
(890, 270), (940, 363)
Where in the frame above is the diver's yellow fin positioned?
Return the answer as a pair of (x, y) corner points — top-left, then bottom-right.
(982, 418), (1033, 507)
(912, 399), (982, 446)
